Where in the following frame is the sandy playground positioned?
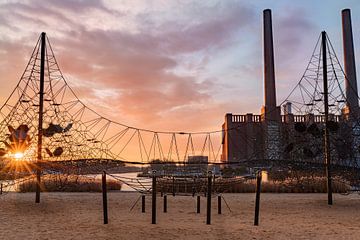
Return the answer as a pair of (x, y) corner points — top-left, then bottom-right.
(0, 192), (359, 240)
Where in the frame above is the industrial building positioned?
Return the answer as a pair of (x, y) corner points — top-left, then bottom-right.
(221, 9), (360, 165)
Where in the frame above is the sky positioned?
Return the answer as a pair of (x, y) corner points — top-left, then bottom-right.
(0, 0), (359, 133)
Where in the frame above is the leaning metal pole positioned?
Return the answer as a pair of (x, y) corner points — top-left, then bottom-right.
(322, 31), (333, 205)
(36, 32), (46, 203)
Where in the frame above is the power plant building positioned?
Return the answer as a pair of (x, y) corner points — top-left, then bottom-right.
(221, 9), (360, 165)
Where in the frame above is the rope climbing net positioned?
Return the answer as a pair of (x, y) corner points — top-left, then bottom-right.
(0, 32), (359, 191)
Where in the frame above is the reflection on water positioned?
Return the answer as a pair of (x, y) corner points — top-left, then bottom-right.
(1, 180), (20, 192)
(89, 172), (142, 192)
(91, 172), (141, 192)
(1, 172), (141, 192)
(102, 172), (141, 192)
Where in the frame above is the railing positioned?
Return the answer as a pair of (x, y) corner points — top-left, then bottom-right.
(231, 115), (246, 123)
(288, 114), (340, 123)
(293, 115), (306, 122)
(231, 114), (262, 123)
(253, 115), (261, 122)
(231, 114), (341, 123)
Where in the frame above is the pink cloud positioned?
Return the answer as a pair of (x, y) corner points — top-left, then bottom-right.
(0, 0), (256, 132)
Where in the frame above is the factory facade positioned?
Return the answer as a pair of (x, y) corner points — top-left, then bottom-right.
(221, 9), (360, 165)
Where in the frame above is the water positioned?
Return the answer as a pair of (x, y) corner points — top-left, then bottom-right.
(104, 172), (142, 192)
(1, 179), (21, 192)
(0, 172), (142, 193)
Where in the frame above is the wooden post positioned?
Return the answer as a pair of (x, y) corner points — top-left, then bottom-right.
(163, 194), (167, 213)
(206, 171), (212, 225)
(192, 177), (196, 197)
(254, 171), (262, 226)
(218, 195), (222, 214)
(0, 183), (3, 194)
(197, 195), (201, 213)
(141, 194), (145, 213)
(102, 171), (108, 224)
(152, 170), (157, 224)
(172, 176), (175, 196)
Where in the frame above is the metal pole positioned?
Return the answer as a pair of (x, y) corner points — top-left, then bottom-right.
(322, 31), (333, 205)
(102, 171), (108, 224)
(163, 194), (167, 213)
(152, 170), (157, 224)
(141, 194), (145, 213)
(197, 195), (201, 213)
(36, 32), (46, 204)
(206, 171), (212, 225)
(254, 171), (262, 226)
(218, 195), (222, 214)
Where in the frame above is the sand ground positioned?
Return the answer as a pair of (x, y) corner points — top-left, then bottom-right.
(0, 192), (359, 240)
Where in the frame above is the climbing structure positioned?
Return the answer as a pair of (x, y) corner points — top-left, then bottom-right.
(0, 33), (223, 166)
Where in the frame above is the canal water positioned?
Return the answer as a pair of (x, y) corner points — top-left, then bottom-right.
(97, 172), (141, 192)
(1, 172), (142, 192)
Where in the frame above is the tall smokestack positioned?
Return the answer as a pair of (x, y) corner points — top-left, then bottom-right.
(263, 9), (277, 121)
(342, 9), (359, 115)
(262, 9), (280, 160)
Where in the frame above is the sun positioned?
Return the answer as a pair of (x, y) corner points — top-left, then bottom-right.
(14, 152), (24, 160)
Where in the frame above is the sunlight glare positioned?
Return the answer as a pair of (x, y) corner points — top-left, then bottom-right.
(14, 152), (24, 159)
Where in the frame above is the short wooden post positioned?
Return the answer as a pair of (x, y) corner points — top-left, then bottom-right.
(141, 194), (145, 213)
(197, 195), (201, 213)
(172, 176), (175, 196)
(35, 169), (41, 203)
(102, 171), (108, 224)
(163, 194), (167, 213)
(254, 171), (262, 226)
(0, 183), (3, 194)
(152, 170), (157, 224)
(218, 195), (222, 214)
(206, 171), (212, 225)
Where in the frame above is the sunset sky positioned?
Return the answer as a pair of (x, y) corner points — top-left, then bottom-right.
(0, 0), (359, 133)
